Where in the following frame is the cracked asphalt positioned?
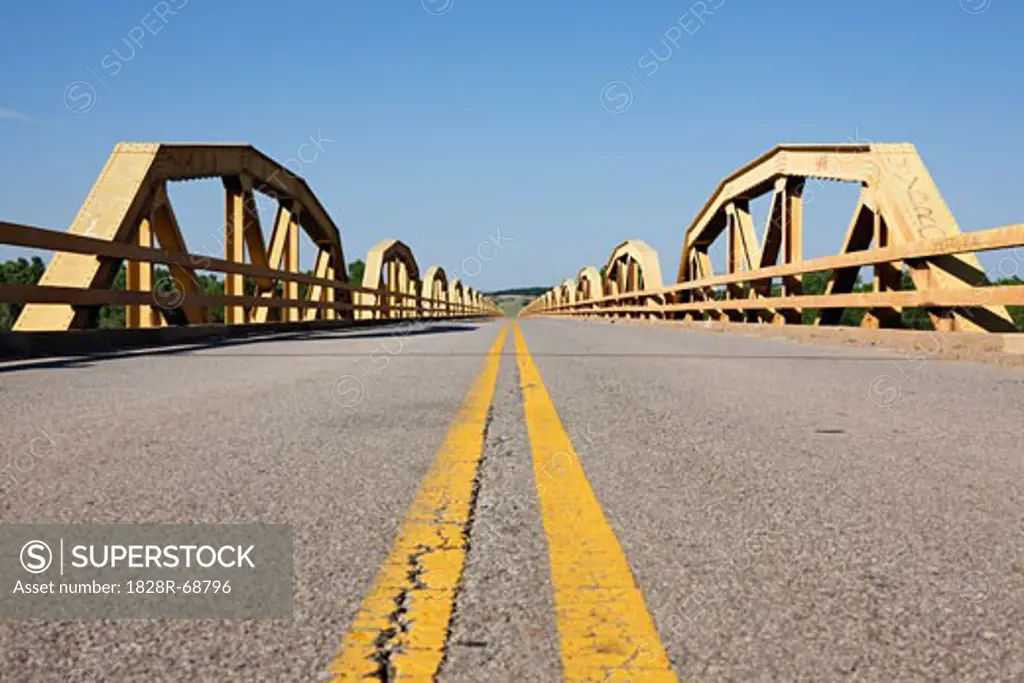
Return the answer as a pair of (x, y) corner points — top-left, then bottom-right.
(1, 318), (1023, 681)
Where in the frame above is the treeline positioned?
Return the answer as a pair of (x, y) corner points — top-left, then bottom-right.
(489, 287), (548, 297)
(0, 257), (367, 330)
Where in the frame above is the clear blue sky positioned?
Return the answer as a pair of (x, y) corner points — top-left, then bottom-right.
(1, 0), (1022, 290)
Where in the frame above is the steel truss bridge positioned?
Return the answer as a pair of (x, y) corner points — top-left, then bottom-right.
(0, 142), (500, 339)
(523, 143), (1024, 334)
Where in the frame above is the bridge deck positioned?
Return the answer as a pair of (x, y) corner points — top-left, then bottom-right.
(1, 320), (1021, 680)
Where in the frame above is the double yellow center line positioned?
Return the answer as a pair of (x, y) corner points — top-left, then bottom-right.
(327, 324), (508, 682)
(514, 324), (678, 683)
(328, 322), (677, 682)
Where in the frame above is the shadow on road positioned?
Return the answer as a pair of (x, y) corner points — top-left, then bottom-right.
(306, 324), (479, 342)
(0, 323), (482, 374)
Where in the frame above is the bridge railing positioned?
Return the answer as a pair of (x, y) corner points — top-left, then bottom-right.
(524, 224), (1024, 330)
(0, 220), (498, 328)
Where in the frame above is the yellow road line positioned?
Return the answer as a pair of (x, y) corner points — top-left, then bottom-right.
(513, 322), (678, 683)
(327, 322), (509, 682)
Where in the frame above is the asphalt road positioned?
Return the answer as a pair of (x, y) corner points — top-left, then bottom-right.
(1, 318), (1022, 681)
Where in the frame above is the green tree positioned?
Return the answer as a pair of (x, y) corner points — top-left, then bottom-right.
(97, 265), (127, 328)
(347, 259), (365, 287)
(996, 276), (1024, 329)
(0, 256), (46, 330)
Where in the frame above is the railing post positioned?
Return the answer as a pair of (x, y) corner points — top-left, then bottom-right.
(285, 208), (300, 323)
(223, 176), (247, 325)
(325, 264), (336, 321)
(126, 216), (159, 328)
(777, 178), (805, 324)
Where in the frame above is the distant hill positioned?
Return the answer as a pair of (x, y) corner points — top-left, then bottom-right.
(486, 287), (548, 297)
(487, 290), (543, 317)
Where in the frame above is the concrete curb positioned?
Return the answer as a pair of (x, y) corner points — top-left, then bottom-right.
(560, 317), (1024, 368)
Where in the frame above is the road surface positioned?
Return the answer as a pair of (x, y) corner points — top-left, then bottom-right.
(1, 318), (1022, 681)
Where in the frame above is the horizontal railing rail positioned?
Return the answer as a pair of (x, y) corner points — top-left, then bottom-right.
(536, 225), (1024, 313)
(1, 220), (380, 299)
(0, 220), (487, 325)
(525, 224), (1024, 330)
